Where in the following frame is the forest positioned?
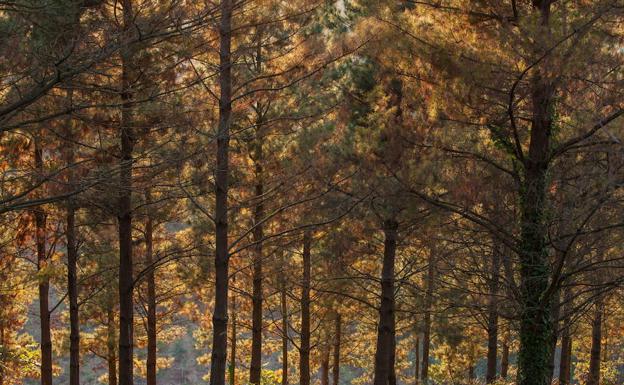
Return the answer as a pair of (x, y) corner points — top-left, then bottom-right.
(1, 1), (624, 385)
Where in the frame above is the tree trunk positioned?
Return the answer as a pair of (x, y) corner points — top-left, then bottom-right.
(34, 137), (53, 385)
(321, 340), (330, 385)
(118, 2), (136, 385)
(587, 302), (602, 385)
(108, 307), (118, 385)
(516, 5), (556, 385)
(549, 289), (561, 384)
(299, 231), (312, 385)
(332, 312), (341, 385)
(145, 197), (157, 385)
(421, 247), (435, 384)
(414, 332), (420, 385)
(559, 327), (571, 385)
(208, 0), (233, 384)
(63, 88), (80, 385)
(249, 124), (264, 385)
(249, 28), (265, 385)
(486, 244), (501, 384)
(0, 324), (4, 385)
(373, 219), (398, 385)
(229, 276), (237, 385)
(501, 332), (509, 380)
(65, 134), (80, 385)
(281, 264), (289, 385)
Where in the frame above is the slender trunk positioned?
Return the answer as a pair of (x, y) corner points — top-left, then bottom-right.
(208, 0), (233, 384)
(63, 89), (80, 385)
(414, 332), (420, 385)
(549, 290), (561, 384)
(229, 276), (237, 385)
(421, 247), (435, 384)
(281, 263), (289, 385)
(299, 231), (312, 385)
(249, 28), (265, 385)
(118, 2), (136, 385)
(469, 364), (475, 381)
(587, 302), (602, 385)
(549, 289), (561, 384)
(66, 162), (80, 385)
(516, 5), (556, 385)
(0, 324), (4, 385)
(486, 244), (501, 384)
(321, 340), (330, 385)
(145, 196), (157, 385)
(559, 327), (571, 385)
(389, 329), (397, 385)
(332, 313), (341, 385)
(373, 219), (398, 385)
(34, 138), (53, 385)
(108, 307), (118, 385)
(501, 331), (509, 380)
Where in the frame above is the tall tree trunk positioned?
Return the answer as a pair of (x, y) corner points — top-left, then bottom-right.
(281, 263), (289, 385)
(108, 307), (118, 385)
(421, 247), (435, 384)
(145, 195), (157, 385)
(249, 28), (265, 385)
(516, 5), (556, 385)
(0, 324), (4, 385)
(65, 105), (80, 385)
(208, 0), (233, 384)
(321, 340), (330, 385)
(486, 244), (501, 384)
(373, 219), (398, 385)
(34, 137), (53, 385)
(549, 289), (561, 384)
(414, 331), (420, 385)
(559, 327), (572, 385)
(587, 302), (602, 385)
(332, 312), (341, 385)
(501, 331), (509, 380)
(229, 276), (237, 385)
(299, 231), (312, 385)
(118, 2), (136, 385)
(249, 121), (264, 385)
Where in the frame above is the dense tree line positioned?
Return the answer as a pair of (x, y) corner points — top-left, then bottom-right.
(1, 1), (624, 385)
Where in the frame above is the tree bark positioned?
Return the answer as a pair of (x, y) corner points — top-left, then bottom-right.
(249, 120), (264, 385)
(0, 324), (4, 385)
(559, 328), (572, 385)
(549, 289), (561, 384)
(414, 332), (420, 385)
(587, 302), (602, 385)
(118, 1), (136, 385)
(501, 331), (510, 380)
(208, 0), (233, 384)
(35, 136), (53, 385)
(321, 340), (330, 385)
(229, 276), (237, 385)
(421, 247), (435, 384)
(373, 219), (398, 385)
(108, 307), (118, 385)
(486, 244), (501, 384)
(516, 5), (556, 385)
(281, 264), (289, 385)
(299, 231), (312, 385)
(332, 312), (341, 385)
(249, 28), (265, 385)
(145, 195), (157, 385)
(64, 105), (80, 385)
